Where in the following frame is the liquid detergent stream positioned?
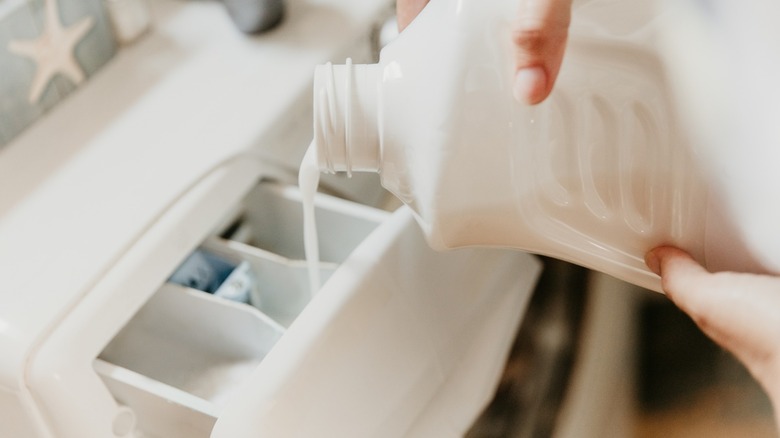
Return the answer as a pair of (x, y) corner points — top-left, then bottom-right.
(299, 141), (321, 297)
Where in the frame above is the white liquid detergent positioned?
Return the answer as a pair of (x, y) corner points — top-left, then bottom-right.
(299, 142), (321, 296)
(305, 0), (780, 292)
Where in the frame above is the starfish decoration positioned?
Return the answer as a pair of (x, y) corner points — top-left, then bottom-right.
(8, 0), (95, 103)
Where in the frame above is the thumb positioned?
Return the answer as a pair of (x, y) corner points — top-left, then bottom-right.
(647, 246), (780, 401)
(513, 0), (573, 105)
(397, 0), (429, 32)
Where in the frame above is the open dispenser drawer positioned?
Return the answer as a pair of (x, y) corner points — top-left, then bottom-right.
(93, 181), (387, 435)
(28, 171), (540, 438)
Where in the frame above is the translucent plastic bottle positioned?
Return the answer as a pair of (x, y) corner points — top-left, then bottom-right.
(311, 0), (775, 292)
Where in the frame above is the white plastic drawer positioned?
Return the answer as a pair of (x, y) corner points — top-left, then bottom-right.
(94, 180), (541, 438)
(95, 181), (389, 437)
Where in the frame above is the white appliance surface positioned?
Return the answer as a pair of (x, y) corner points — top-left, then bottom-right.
(0, 0), (389, 435)
(0, 0), (386, 386)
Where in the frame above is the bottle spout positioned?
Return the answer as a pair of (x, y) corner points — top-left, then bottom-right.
(313, 60), (382, 175)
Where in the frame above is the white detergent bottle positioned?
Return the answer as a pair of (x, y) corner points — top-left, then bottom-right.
(311, 0), (777, 292)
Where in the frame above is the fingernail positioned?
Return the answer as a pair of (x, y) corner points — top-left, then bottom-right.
(514, 66), (547, 104)
(645, 251), (661, 276)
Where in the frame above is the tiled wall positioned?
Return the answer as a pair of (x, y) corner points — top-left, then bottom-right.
(0, 0), (117, 148)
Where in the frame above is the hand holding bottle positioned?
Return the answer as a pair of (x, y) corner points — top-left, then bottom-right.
(396, 0), (780, 423)
(397, 0), (572, 105)
(647, 247), (780, 420)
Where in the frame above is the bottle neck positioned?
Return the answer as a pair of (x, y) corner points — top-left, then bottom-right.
(313, 60), (381, 175)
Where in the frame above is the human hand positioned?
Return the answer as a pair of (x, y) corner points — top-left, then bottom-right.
(646, 246), (780, 420)
(396, 0), (573, 105)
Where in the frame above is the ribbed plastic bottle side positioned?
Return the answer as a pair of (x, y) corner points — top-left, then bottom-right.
(510, 40), (709, 284)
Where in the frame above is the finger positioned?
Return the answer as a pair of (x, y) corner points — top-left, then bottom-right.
(397, 0), (429, 32)
(645, 246), (711, 309)
(513, 0), (573, 105)
(647, 246), (780, 390)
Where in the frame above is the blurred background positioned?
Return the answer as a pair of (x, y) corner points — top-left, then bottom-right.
(466, 257), (777, 438)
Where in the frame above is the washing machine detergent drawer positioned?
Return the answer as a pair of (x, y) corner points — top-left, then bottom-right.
(10, 167), (540, 438)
